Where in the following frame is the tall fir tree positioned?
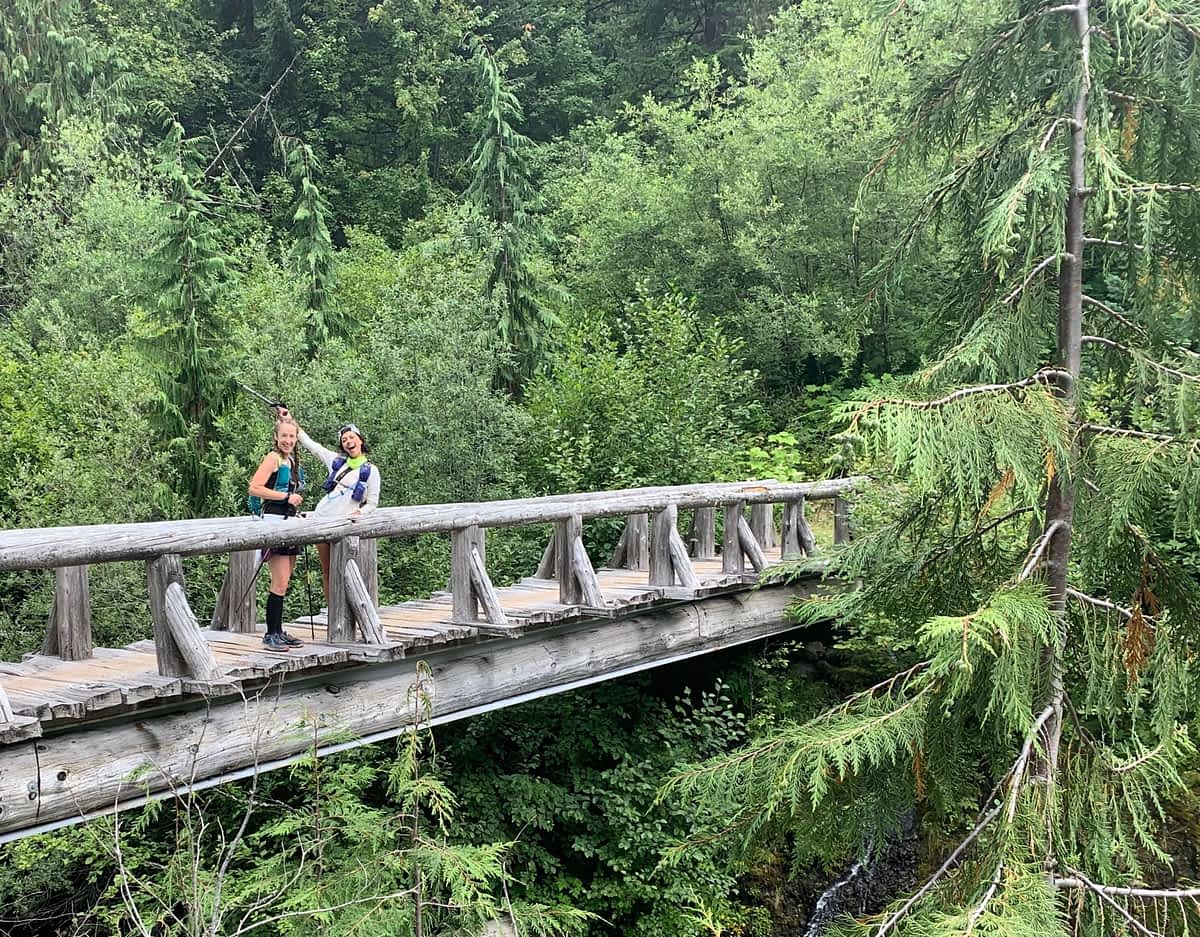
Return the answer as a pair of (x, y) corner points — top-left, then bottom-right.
(466, 38), (558, 393)
(141, 118), (235, 517)
(664, 2), (1200, 934)
(280, 136), (343, 357)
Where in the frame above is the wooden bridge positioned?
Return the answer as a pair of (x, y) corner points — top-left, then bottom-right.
(0, 478), (856, 843)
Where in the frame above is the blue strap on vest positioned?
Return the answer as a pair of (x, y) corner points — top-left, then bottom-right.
(323, 458), (371, 503)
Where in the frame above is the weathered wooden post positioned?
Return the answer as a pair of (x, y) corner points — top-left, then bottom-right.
(147, 554), (221, 680)
(650, 505), (676, 586)
(326, 536), (385, 643)
(834, 496), (852, 545)
(163, 583), (222, 681)
(648, 505), (699, 588)
(42, 565), (92, 660)
(609, 514), (649, 570)
(321, 535), (384, 643)
(722, 501), (745, 575)
(737, 515), (768, 573)
(357, 537), (379, 608)
(551, 514), (604, 607)
(147, 554), (193, 677)
(469, 542), (509, 625)
(452, 526), (485, 622)
(344, 560), (385, 644)
(555, 515), (583, 604)
(781, 498), (819, 559)
(569, 534), (606, 607)
(691, 507), (717, 559)
(750, 503), (777, 550)
(535, 528), (556, 579)
(211, 550), (257, 633)
(327, 536), (359, 643)
(781, 501), (803, 559)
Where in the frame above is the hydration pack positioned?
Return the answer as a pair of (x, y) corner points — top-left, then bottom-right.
(249, 458), (305, 516)
(323, 457), (372, 503)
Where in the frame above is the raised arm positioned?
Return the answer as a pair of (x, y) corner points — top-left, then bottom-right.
(297, 428), (337, 471)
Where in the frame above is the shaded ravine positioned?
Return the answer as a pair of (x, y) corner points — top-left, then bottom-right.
(790, 817), (918, 937)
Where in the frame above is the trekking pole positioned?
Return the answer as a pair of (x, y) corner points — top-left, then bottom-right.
(236, 380), (286, 411)
(235, 549), (270, 622)
(302, 544), (317, 639)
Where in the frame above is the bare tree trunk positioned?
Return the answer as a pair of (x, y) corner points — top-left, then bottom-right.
(1036, 0), (1090, 801)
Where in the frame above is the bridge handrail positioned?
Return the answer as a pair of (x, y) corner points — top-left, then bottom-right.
(0, 478), (860, 572)
(0, 476), (862, 695)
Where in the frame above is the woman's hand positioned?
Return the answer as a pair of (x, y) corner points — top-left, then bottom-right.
(287, 492), (303, 507)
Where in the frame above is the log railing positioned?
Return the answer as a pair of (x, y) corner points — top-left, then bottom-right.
(0, 478), (860, 706)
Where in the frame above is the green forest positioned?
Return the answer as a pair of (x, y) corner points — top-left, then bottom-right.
(4, 0), (1200, 933)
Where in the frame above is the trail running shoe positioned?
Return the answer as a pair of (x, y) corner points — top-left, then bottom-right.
(280, 632), (304, 647)
(262, 632), (291, 651)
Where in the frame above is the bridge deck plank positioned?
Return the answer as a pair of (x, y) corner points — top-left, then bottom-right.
(0, 553), (797, 736)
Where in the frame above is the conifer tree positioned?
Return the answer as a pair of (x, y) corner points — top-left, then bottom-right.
(0, 0), (93, 184)
(466, 38), (558, 393)
(280, 136), (344, 357)
(664, 2), (1200, 934)
(142, 118), (235, 517)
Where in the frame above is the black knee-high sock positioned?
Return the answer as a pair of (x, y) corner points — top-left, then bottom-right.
(266, 592), (284, 635)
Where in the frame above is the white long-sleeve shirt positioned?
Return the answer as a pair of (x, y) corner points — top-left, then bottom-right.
(299, 429), (381, 518)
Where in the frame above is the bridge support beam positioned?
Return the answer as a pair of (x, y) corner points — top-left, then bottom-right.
(0, 582), (823, 842)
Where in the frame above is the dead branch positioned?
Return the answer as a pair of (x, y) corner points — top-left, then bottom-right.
(1079, 423), (1191, 445)
(1006, 703), (1057, 821)
(1082, 295), (1200, 360)
(964, 859), (1005, 935)
(1066, 587), (1133, 620)
(203, 52), (301, 179)
(1003, 253), (1073, 305)
(1082, 335), (1200, 383)
(851, 369), (1070, 423)
(873, 803), (1003, 937)
(1058, 869), (1167, 937)
(1018, 519), (1069, 581)
(227, 888), (421, 937)
(1055, 877), (1200, 900)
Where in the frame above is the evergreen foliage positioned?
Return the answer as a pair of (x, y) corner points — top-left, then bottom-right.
(466, 38), (559, 391)
(6, 0), (1200, 934)
(279, 136), (343, 356)
(663, 2), (1200, 934)
(0, 0), (94, 184)
(139, 117), (235, 516)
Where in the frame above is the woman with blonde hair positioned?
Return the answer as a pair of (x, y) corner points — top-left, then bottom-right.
(276, 407), (381, 598)
(248, 414), (306, 650)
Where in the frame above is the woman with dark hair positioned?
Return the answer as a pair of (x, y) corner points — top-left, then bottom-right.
(277, 407), (381, 598)
(248, 414), (306, 650)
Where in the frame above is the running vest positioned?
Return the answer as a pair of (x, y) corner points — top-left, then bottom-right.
(249, 455), (305, 517)
(322, 457), (372, 504)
